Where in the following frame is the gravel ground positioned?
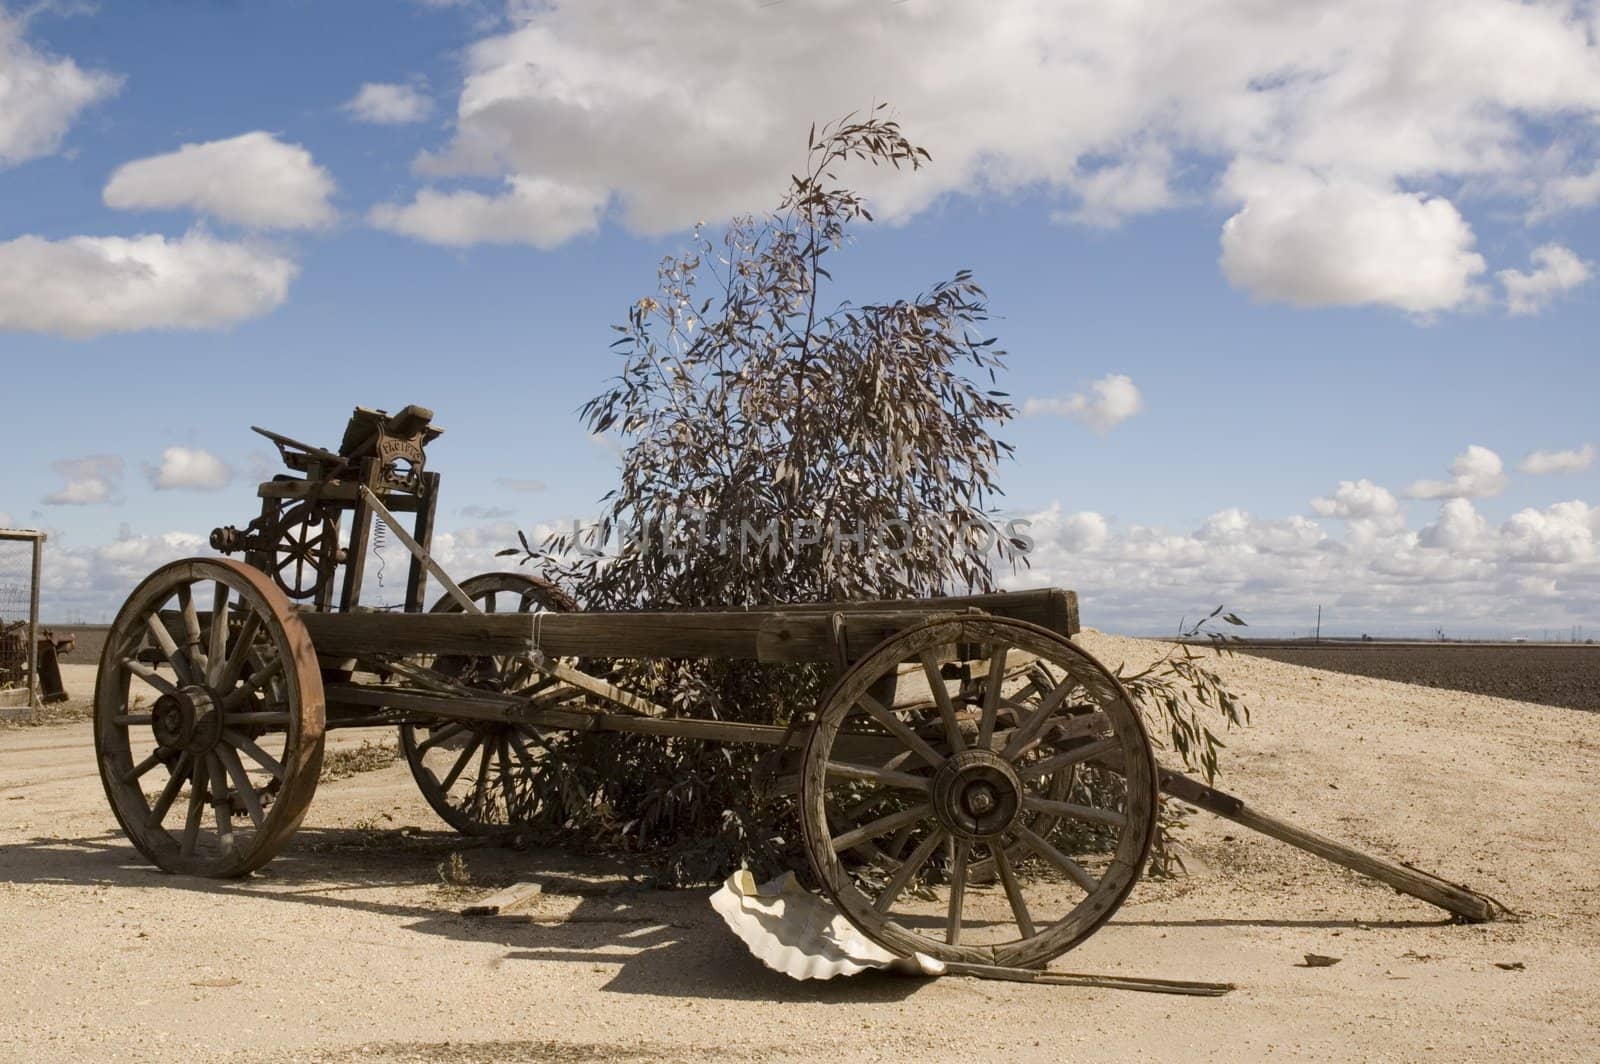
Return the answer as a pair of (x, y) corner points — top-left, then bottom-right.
(2, 642), (1598, 1062)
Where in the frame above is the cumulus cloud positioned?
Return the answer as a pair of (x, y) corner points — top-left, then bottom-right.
(146, 447), (233, 491)
(1418, 498), (1491, 553)
(1310, 478), (1406, 530)
(344, 82), (434, 125)
(43, 455), (123, 506)
(1219, 167), (1486, 313)
(1054, 144), (1177, 228)
(370, 176), (605, 247)
(1536, 164), (1600, 215)
(1497, 244), (1592, 315)
(25, 527), (207, 621)
(1501, 500), (1599, 565)
(1007, 493), (1600, 636)
(0, 8), (120, 167)
(1404, 445), (1510, 500)
(1520, 444), (1596, 476)
(104, 132), (337, 229)
(385, 0), (1600, 314)
(1022, 374), (1143, 432)
(0, 230), (297, 339)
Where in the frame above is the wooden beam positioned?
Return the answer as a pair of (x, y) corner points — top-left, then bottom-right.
(1156, 765), (1500, 923)
(767, 588), (1078, 637)
(301, 608), (957, 665)
(359, 484), (476, 613)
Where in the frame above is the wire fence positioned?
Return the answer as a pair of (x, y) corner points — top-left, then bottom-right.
(1, 535), (40, 699)
(0, 581), (28, 692)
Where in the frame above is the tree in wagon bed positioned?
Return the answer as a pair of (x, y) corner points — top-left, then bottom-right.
(504, 110), (1245, 884)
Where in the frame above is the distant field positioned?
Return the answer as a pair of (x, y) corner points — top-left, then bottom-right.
(51, 623), (111, 666)
(1232, 642), (1600, 712)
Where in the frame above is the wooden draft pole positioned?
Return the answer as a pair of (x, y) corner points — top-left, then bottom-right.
(1157, 765), (1502, 923)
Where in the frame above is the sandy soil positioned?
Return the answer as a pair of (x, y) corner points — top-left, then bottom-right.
(2, 640), (1597, 1063)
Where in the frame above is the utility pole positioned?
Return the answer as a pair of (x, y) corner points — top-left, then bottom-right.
(1315, 604), (1322, 644)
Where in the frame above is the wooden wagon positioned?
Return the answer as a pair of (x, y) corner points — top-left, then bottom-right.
(93, 404), (1495, 973)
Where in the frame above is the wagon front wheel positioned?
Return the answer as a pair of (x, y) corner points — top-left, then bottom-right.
(94, 557), (325, 876)
(800, 616), (1158, 968)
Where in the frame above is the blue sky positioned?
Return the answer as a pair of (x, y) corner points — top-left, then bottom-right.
(2, 0), (1598, 636)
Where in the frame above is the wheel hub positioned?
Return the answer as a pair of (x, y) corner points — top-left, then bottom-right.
(932, 748), (1023, 839)
(151, 686), (223, 754)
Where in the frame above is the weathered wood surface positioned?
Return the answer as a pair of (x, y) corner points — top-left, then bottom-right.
(302, 608), (962, 664)
(460, 881), (543, 917)
(1156, 765), (1500, 923)
(942, 961), (1234, 996)
(768, 587), (1078, 638)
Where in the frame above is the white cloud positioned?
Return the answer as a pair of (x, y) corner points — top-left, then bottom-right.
(1405, 445), (1509, 500)
(1520, 444), (1596, 475)
(388, 0), (1600, 316)
(344, 82), (434, 125)
(1219, 167), (1486, 313)
(1054, 144), (1176, 228)
(1501, 500), (1598, 564)
(1498, 243), (1592, 315)
(0, 8), (120, 167)
(1022, 374), (1143, 433)
(1536, 163), (1600, 215)
(370, 176), (605, 247)
(1310, 478), (1406, 532)
(28, 527), (207, 621)
(104, 132), (337, 229)
(0, 230), (297, 339)
(1418, 498), (1491, 553)
(43, 455), (122, 506)
(1007, 492), (1600, 636)
(146, 447), (233, 492)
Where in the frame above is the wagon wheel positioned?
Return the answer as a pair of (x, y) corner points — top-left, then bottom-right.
(94, 557), (326, 876)
(843, 670), (1077, 887)
(399, 572), (577, 835)
(801, 616), (1157, 968)
(271, 501), (337, 601)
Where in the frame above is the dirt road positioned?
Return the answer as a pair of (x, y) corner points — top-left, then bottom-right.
(2, 640), (1597, 1062)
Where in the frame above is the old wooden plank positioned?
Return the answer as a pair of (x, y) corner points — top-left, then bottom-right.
(302, 608), (949, 664)
(768, 588), (1078, 637)
(460, 881), (543, 917)
(754, 610), (962, 663)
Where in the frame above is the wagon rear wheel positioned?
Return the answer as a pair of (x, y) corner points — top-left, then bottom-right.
(94, 557), (325, 876)
(800, 616), (1157, 968)
(399, 572), (575, 835)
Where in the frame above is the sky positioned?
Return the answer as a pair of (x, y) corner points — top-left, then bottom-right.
(1, 0), (1598, 638)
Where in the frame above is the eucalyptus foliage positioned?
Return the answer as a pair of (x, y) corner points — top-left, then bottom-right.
(504, 111), (1246, 885)
(552, 109), (1020, 606)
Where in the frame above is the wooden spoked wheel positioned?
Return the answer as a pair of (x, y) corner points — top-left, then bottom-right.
(270, 502), (336, 601)
(399, 572), (576, 835)
(94, 558), (325, 876)
(801, 616), (1157, 968)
